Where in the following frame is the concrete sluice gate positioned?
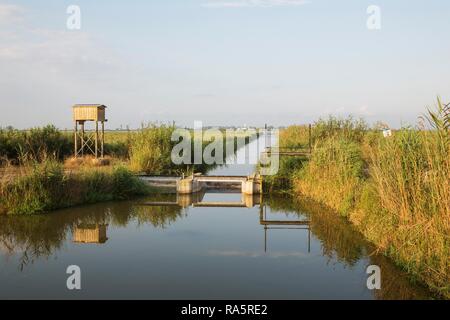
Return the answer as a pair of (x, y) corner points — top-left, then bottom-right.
(140, 174), (262, 195)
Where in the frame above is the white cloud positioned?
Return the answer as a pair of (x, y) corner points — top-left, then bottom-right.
(202, 0), (309, 8)
(0, 4), (114, 66)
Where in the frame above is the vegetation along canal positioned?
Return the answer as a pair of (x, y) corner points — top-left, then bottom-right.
(0, 137), (435, 299)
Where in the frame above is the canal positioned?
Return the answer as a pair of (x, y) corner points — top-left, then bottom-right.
(0, 138), (433, 299)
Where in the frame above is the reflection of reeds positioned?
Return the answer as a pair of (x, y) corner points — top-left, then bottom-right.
(266, 195), (433, 299)
(0, 196), (185, 270)
(0, 214), (72, 270)
(0, 202), (122, 269)
(297, 197), (367, 266)
(132, 194), (185, 228)
(267, 195), (368, 266)
(370, 253), (431, 300)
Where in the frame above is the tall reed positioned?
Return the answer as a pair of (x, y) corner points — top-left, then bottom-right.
(359, 99), (450, 296)
(0, 161), (149, 215)
(289, 98), (449, 297)
(128, 124), (175, 174)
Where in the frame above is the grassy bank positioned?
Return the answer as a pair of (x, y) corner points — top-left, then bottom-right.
(0, 124), (255, 214)
(267, 99), (449, 298)
(0, 161), (149, 215)
(128, 123), (254, 175)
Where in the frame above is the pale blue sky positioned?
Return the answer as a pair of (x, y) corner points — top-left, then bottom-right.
(0, 0), (449, 128)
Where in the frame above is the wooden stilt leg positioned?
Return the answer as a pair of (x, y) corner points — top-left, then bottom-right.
(74, 121), (78, 158)
(80, 122), (85, 157)
(101, 121), (104, 158)
(95, 121), (99, 158)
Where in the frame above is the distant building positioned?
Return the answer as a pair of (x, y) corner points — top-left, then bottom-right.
(382, 128), (392, 138)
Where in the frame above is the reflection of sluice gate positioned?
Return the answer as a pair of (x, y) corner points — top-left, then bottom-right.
(260, 204), (311, 253)
(73, 224), (109, 244)
(140, 195), (312, 253)
(141, 192), (261, 208)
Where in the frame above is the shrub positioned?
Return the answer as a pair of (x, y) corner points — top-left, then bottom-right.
(1, 125), (73, 163)
(289, 98), (449, 297)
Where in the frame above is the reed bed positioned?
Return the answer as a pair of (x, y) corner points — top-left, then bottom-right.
(128, 123), (253, 175)
(289, 98), (450, 298)
(0, 161), (149, 215)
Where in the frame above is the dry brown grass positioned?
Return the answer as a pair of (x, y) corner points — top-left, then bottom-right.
(291, 99), (450, 298)
(64, 156), (112, 169)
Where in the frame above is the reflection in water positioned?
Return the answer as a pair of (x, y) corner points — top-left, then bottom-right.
(73, 224), (108, 244)
(0, 198), (184, 270)
(272, 197), (432, 300)
(0, 194), (434, 299)
(141, 191), (261, 208)
(259, 202), (311, 253)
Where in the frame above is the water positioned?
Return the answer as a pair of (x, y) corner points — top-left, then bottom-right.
(0, 138), (432, 299)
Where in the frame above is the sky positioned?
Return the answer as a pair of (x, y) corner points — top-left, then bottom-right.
(0, 0), (449, 129)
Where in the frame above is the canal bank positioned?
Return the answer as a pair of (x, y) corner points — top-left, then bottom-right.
(0, 135), (439, 299)
(0, 193), (435, 299)
(263, 115), (449, 299)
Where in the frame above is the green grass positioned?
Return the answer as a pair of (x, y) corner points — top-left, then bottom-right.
(0, 124), (255, 214)
(128, 124), (176, 174)
(268, 97), (449, 298)
(128, 123), (255, 175)
(0, 161), (149, 215)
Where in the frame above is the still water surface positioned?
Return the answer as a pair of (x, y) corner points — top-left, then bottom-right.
(0, 138), (433, 299)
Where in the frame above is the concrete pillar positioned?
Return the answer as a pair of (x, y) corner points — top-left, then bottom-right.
(241, 176), (262, 195)
(177, 178), (203, 194)
(177, 178), (194, 194)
